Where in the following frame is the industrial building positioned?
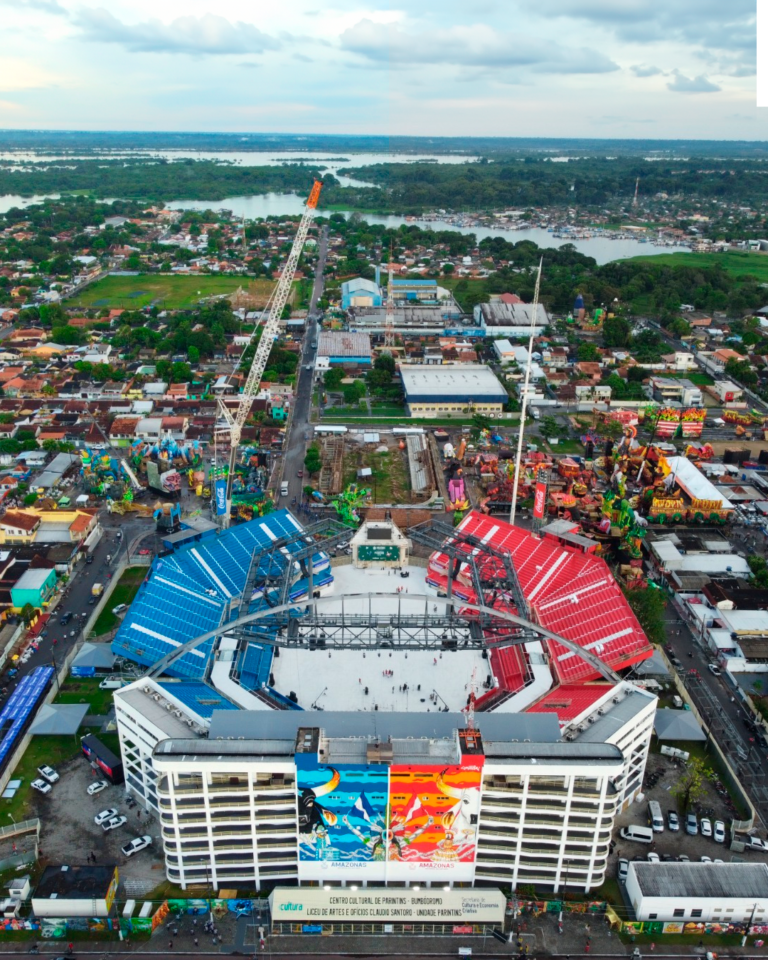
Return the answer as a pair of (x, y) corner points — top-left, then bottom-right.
(340, 278), (382, 310)
(473, 302), (549, 338)
(626, 862), (768, 923)
(399, 364), (508, 416)
(390, 278), (443, 302)
(347, 304), (463, 336)
(316, 331), (372, 369)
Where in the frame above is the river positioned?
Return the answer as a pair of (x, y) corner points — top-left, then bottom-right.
(165, 196), (687, 264)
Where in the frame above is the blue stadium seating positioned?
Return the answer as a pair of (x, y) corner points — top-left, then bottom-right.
(158, 681), (238, 719)
(237, 642), (273, 692)
(111, 511), (331, 678)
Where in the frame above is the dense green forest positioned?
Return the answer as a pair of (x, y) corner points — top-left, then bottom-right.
(0, 159), (326, 201)
(4, 154), (768, 213)
(337, 159), (768, 211)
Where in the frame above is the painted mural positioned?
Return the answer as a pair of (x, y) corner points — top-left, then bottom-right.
(296, 759), (389, 867)
(388, 764), (483, 865)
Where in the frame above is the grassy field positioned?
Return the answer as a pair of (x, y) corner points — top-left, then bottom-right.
(54, 676), (116, 716)
(342, 449), (409, 503)
(664, 371), (715, 386)
(68, 274), (276, 310)
(91, 566), (146, 636)
(626, 250), (768, 282)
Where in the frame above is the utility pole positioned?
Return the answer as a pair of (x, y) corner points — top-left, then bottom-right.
(509, 258), (543, 525)
(383, 247), (395, 350)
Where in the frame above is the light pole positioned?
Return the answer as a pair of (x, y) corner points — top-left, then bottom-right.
(7, 813), (15, 826)
(743, 901), (757, 946)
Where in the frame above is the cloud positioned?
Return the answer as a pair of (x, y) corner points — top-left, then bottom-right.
(74, 8), (280, 55)
(340, 19), (619, 74)
(667, 71), (720, 93)
(530, 0), (754, 57)
(0, 0), (65, 13)
(631, 64), (661, 78)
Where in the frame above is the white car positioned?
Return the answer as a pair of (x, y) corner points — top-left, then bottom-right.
(31, 779), (51, 794)
(87, 780), (109, 796)
(647, 852), (660, 863)
(708, 663), (721, 677)
(102, 815), (127, 832)
(618, 858), (629, 882)
(714, 820), (726, 843)
(701, 855), (713, 863)
(121, 835), (152, 858)
(37, 765), (59, 784)
(94, 808), (118, 826)
(700, 818), (713, 838)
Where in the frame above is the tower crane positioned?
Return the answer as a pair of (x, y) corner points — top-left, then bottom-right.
(215, 179), (322, 527)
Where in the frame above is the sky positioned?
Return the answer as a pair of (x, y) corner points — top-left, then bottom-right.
(0, 0), (763, 139)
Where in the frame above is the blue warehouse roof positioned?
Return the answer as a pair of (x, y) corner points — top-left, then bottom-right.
(111, 510), (329, 679)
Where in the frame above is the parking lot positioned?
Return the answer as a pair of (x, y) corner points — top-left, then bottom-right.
(611, 748), (768, 879)
(25, 747), (164, 892)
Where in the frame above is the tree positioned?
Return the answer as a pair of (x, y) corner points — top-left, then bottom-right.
(20, 602), (37, 625)
(539, 416), (559, 440)
(23, 492), (38, 506)
(622, 586), (667, 646)
(374, 354), (396, 376)
(725, 357), (757, 386)
(577, 341), (601, 362)
(323, 368), (344, 390)
(671, 755), (715, 811)
(602, 314), (631, 348)
(304, 444), (322, 475)
(188, 345), (200, 364)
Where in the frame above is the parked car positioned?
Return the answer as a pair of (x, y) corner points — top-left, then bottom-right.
(685, 812), (698, 836)
(102, 815), (127, 832)
(708, 664), (722, 677)
(121, 835), (152, 857)
(59, 612), (72, 625)
(678, 854), (691, 862)
(37, 765), (59, 783)
(87, 780), (109, 796)
(700, 818), (712, 837)
(667, 810), (680, 832)
(617, 858), (629, 882)
(745, 836), (768, 852)
(31, 779), (51, 794)
(94, 808), (118, 826)
(714, 820), (726, 843)
(86, 556), (94, 564)
(701, 855), (713, 863)
(88, 597), (97, 605)
(647, 852), (660, 863)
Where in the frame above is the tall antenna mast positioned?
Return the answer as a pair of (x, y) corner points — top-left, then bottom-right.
(632, 177), (639, 208)
(509, 257), (543, 526)
(384, 245), (395, 350)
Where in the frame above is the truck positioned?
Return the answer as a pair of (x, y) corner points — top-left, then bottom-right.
(92, 583), (104, 597)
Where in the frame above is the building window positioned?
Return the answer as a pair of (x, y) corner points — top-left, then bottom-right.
(648, 914), (657, 920)
(691, 910), (702, 918)
(673, 909), (685, 918)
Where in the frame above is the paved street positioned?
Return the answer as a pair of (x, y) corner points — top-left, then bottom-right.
(281, 224), (329, 504)
(0, 512), (153, 705)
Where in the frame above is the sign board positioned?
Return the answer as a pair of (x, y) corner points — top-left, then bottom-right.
(270, 888), (504, 925)
(533, 481), (547, 519)
(358, 544), (400, 561)
(214, 479), (227, 516)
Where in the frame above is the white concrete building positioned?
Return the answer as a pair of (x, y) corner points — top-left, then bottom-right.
(626, 862), (768, 923)
(115, 682), (656, 894)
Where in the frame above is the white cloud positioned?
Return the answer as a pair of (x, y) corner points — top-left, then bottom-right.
(631, 64), (662, 78)
(0, 0), (65, 13)
(340, 19), (619, 74)
(667, 71), (721, 94)
(74, 8), (280, 55)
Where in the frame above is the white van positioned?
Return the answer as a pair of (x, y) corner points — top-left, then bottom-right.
(280, 481), (289, 497)
(99, 678), (125, 690)
(648, 800), (664, 833)
(620, 824), (654, 844)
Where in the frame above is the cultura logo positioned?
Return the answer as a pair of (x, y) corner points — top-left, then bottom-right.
(279, 903), (304, 911)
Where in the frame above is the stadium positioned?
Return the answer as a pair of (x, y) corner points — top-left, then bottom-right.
(112, 508), (657, 902)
